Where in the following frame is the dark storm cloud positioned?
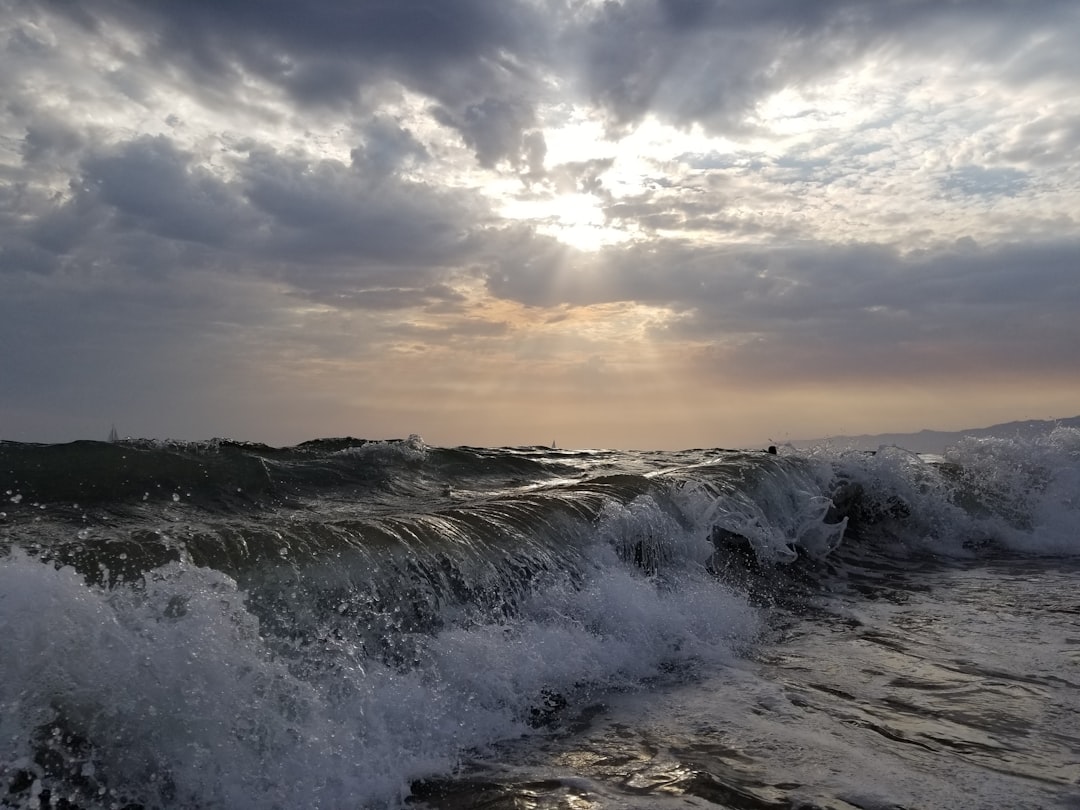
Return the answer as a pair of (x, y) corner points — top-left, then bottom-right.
(575, 0), (1079, 133)
(349, 118), (430, 180)
(38, 0), (540, 94)
(4, 131), (493, 298)
(11, 0), (1078, 169)
(240, 145), (487, 269)
(577, 0), (801, 132)
(666, 239), (1080, 382)
(433, 98), (542, 170)
(2, 137), (251, 278)
(79, 136), (252, 248)
(31, 0), (552, 167)
(19, 116), (85, 165)
(4, 0), (1077, 292)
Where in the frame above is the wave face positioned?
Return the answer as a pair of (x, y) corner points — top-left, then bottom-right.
(1, 429), (1078, 808)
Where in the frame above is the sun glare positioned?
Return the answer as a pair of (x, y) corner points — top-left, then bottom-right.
(500, 192), (633, 251)
(492, 109), (681, 251)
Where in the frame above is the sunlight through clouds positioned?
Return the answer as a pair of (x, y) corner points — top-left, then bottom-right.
(2, 0), (1080, 446)
(500, 191), (634, 251)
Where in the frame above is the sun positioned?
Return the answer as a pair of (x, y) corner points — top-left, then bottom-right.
(489, 104), (771, 252)
(499, 190), (634, 252)
(546, 193), (634, 252)
(492, 111), (645, 251)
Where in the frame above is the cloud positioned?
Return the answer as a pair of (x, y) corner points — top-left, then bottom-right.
(2, 0), (1080, 444)
(79, 136), (252, 247)
(477, 230), (1080, 384)
(4, 128), (495, 288)
(294, 284), (467, 313)
(572, 0), (1080, 135)
(28, 0), (553, 169)
(240, 146), (487, 270)
(941, 166), (1030, 198)
(39, 0), (543, 93)
(658, 239), (1080, 383)
(19, 115), (85, 165)
(573, 0), (869, 132)
(349, 117), (430, 180)
(434, 98), (543, 170)
(999, 112), (1080, 168)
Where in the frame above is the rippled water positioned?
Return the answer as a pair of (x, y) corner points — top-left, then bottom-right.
(412, 555), (1080, 810)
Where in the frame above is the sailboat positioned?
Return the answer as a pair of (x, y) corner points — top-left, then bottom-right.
(108, 425), (119, 443)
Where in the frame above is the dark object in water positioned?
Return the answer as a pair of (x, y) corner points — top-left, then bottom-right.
(710, 526), (761, 570)
(825, 480), (911, 528)
(527, 688), (568, 728)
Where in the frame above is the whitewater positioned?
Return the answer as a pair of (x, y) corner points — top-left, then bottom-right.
(1, 429), (1077, 809)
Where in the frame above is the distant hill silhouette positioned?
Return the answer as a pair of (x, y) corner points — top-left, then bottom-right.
(791, 415), (1080, 454)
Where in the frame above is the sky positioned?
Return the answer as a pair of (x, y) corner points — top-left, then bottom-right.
(2, 0), (1079, 449)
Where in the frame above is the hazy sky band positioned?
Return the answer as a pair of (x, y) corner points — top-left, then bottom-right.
(2, 0), (1078, 447)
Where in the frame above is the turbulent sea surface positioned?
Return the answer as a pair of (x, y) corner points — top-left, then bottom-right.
(1, 431), (1078, 809)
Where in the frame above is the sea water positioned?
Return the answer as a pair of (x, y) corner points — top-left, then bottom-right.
(1, 430), (1077, 808)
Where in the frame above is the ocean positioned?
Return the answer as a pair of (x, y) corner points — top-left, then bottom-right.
(1, 430), (1077, 809)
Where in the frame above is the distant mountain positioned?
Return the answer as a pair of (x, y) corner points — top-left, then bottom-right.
(790, 415), (1080, 454)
